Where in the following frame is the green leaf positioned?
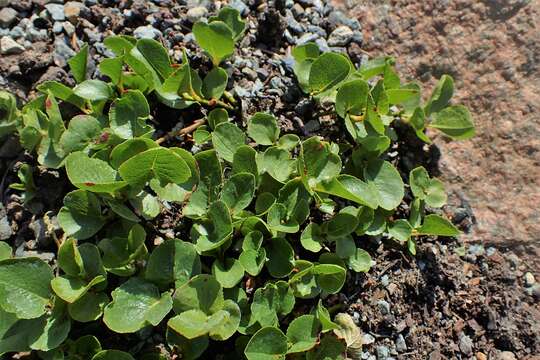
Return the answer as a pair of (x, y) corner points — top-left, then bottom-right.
(347, 248), (372, 273)
(27, 300), (71, 352)
(145, 239), (201, 288)
(72, 335), (102, 358)
(109, 90), (151, 139)
(68, 44), (88, 84)
(59, 115), (103, 153)
(51, 275), (105, 303)
(388, 219), (413, 242)
(68, 292), (109, 323)
(58, 190), (106, 240)
(130, 191), (160, 219)
(232, 145), (258, 179)
(220, 172), (255, 213)
(65, 152), (126, 193)
(239, 248), (266, 276)
(109, 137), (158, 169)
(0, 91), (18, 137)
(358, 56), (390, 79)
(416, 214), (460, 236)
(251, 281), (294, 327)
(104, 35), (136, 56)
(265, 238), (294, 278)
(326, 206), (359, 240)
(192, 201), (233, 253)
(300, 137), (341, 187)
(209, 7), (246, 41)
(36, 81), (86, 109)
(73, 80), (112, 102)
(244, 327), (288, 360)
(118, 147), (191, 187)
(98, 224), (147, 274)
(313, 264), (346, 294)
(92, 350), (135, 360)
(316, 300), (339, 332)
(425, 74), (454, 116)
(193, 21), (235, 65)
(409, 166), (447, 207)
(306, 334), (345, 360)
(292, 43), (320, 63)
(99, 56), (124, 85)
(364, 160), (404, 210)
(314, 175), (378, 209)
(166, 329), (208, 360)
(136, 38), (173, 79)
(173, 274), (223, 314)
(260, 146), (296, 183)
(0, 258), (53, 319)
(103, 278), (173, 333)
(208, 108), (229, 130)
(308, 53), (351, 94)
(335, 79), (369, 118)
(202, 67), (228, 100)
(386, 88), (420, 105)
(247, 113), (280, 145)
(287, 315), (319, 353)
(300, 223), (324, 252)
(212, 122), (247, 162)
(429, 105), (475, 140)
(267, 203), (299, 234)
(212, 258), (244, 288)
(277, 134), (300, 151)
(0, 242), (11, 261)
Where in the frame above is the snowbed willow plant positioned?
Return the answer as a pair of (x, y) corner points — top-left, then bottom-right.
(0, 7), (474, 360)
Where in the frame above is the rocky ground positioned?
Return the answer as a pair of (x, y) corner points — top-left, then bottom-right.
(0, 0), (538, 359)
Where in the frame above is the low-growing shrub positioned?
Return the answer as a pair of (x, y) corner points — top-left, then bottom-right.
(0, 6), (474, 360)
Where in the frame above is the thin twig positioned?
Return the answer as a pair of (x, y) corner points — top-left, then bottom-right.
(155, 119), (206, 145)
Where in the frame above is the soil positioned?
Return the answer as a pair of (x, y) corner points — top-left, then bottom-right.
(0, 0), (539, 359)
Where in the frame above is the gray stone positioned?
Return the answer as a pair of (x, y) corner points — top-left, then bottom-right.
(28, 218), (49, 247)
(458, 334), (473, 355)
(52, 21), (63, 33)
(304, 119), (320, 133)
(53, 36), (75, 66)
(229, 0), (248, 16)
(328, 25), (354, 47)
(524, 272), (535, 287)
(45, 3), (65, 21)
(395, 334), (407, 352)
(0, 204), (11, 241)
(186, 6), (207, 23)
(468, 244), (485, 256)
(296, 32), (319, 45)
(63, 21), (75, 35)
(526, 284), (540, 299)
(362, 333), (375, 345)
(84, 0), (98, 5)
(0, 7), (17, 28)
(26, 27), (48, 42)
(0, 35), (23, 54)
(9, 26), (23, 39)
(376, 345), (390, 359)
(133, 25), (161, 39)
(377, 299), (391, 315)
(292, 3), (304, 17)
(17, 250), (55, 262)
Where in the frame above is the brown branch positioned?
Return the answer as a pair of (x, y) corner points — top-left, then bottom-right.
(155, 118), (206, 145)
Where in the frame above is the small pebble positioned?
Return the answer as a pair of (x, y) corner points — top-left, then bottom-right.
(45, 3), (65, 21)
(186, 6), (207, 23)
(362, 333), (375, 345)
(133, 25), (162, 39)
(0, 7), (17, 28)
(0, 35), (24, 54)
(459, 334), (473, 355)
(395, 334), (407, 352)
(376, 345), (390, 359)
(328, 25), (354, 47)
(377, 300), (391, 315)
(524, 272), (535, 287)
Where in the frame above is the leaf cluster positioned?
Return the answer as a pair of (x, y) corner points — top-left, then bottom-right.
(0, 9), (473, 359)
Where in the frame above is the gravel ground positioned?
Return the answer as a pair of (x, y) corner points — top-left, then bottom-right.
(0, 0), (539, 358)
